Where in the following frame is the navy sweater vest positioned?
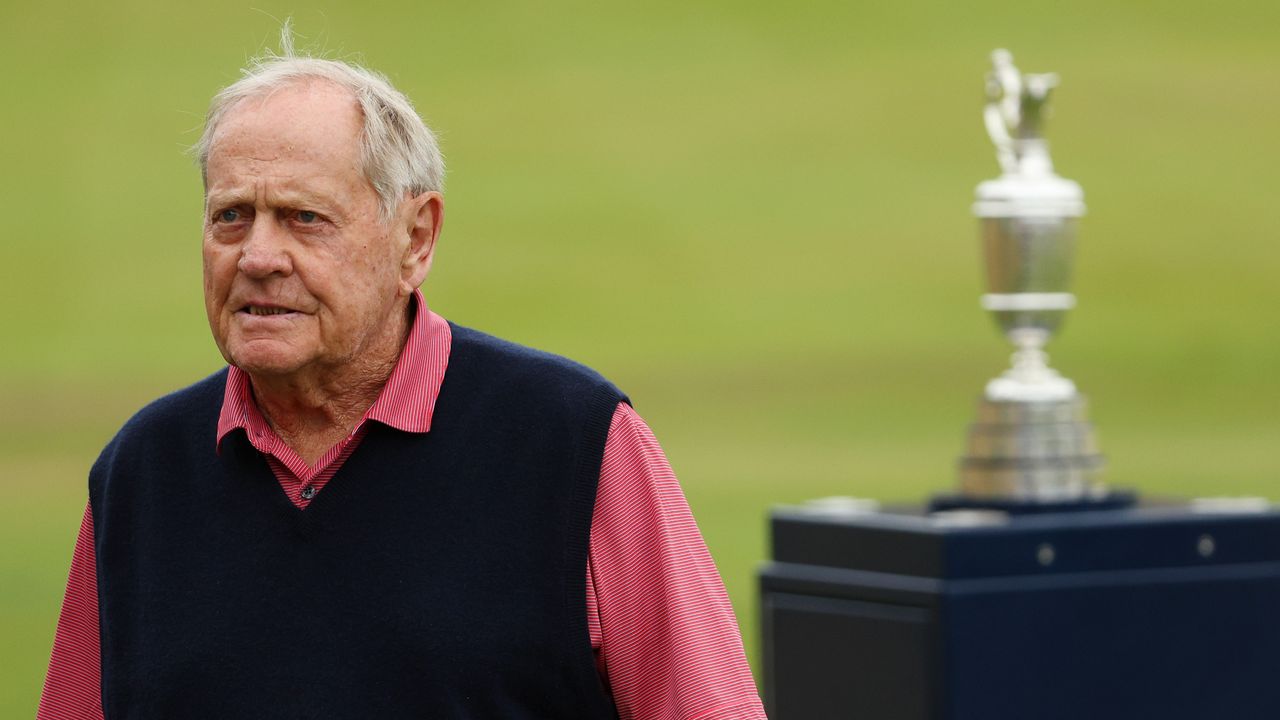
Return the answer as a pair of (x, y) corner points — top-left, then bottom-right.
(90, 324), (626, 719)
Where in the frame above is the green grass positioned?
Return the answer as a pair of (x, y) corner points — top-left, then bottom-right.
(3, 0), (1278, 714)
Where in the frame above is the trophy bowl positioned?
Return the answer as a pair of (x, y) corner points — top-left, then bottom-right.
(980, 212), (1078, 337)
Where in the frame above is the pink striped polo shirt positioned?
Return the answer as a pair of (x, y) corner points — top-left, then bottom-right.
(38, 290), (765, 720)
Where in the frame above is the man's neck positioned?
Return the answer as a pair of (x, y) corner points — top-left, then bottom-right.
(248, 304), (412, 466)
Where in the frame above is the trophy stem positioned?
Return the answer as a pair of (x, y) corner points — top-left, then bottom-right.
(985, 329), (1076, 403)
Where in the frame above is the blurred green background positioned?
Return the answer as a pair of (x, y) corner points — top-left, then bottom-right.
(2, 0), (1277, 714)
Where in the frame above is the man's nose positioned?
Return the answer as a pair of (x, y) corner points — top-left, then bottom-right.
(237, 216), (293, 278)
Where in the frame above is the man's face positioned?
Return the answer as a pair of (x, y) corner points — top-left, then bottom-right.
(202, 82), (428, 383)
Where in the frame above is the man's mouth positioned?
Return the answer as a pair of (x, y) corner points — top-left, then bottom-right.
(241, 305), (297, 316)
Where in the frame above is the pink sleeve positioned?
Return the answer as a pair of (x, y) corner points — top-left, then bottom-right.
(589, 403), (767, 719)
(37, 502), (105, 720)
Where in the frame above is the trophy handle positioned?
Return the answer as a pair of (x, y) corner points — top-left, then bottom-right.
(984, 102), (1018, 175)
(984, 49), (1021, 175)
(984, 49), (1061, 175)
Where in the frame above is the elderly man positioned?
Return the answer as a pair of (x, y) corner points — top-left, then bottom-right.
(38, 46), (765, 719)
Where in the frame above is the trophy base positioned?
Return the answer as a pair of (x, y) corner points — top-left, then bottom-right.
(958, 394), (1105, 501)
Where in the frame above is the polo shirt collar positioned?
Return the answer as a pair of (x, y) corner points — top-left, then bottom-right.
(215, 288), (452, 449)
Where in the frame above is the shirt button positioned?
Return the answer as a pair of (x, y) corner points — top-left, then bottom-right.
(300, 486), (317, 500)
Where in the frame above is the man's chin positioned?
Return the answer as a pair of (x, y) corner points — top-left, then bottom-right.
(234, 361), (307, 379)
(226, 345), (311, 379)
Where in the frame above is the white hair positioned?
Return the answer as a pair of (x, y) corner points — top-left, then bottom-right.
(194, 25), (444, 221)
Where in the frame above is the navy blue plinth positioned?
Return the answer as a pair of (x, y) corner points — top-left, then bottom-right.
(759, 500), (1280, 720)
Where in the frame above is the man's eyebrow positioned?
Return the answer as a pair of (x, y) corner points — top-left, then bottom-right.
(205, 188), (340, 211)
(270, 190), (340, 211)
(205, 188), (255, 208)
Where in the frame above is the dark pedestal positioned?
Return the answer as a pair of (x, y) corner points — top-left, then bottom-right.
(759, 501), (1280, 719)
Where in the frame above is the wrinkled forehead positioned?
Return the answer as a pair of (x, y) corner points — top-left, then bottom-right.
(206, 81), (365, 180)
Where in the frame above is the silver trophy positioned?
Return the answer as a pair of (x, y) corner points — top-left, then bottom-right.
(957, 49), (1106, 502)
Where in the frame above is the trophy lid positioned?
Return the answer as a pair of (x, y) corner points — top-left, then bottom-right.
(976, 49), (1085, 219)
(974, 171), (1084, 219)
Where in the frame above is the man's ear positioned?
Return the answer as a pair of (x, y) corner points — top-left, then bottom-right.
(400, 191), (444, 294)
